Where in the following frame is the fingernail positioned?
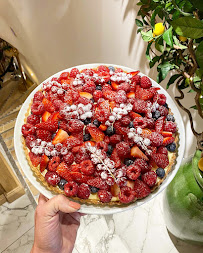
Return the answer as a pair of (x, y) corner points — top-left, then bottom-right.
(69, 201), (81, 210)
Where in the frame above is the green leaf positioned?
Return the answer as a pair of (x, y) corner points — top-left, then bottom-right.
(149, 55), (161, 68)
(196, 40), (203, 70)
(151, 6), (162, 28)
(166, 74), (182, 89)
(189, 0), (203, 12)
(155, 42), (164, 53)
(173, 36), (188, 49)
(141, 30), (153, 41)
(157, 62), (175, 82)
(178, 78), (188, 89)
(146, 42), (153, 60)
(171, 17), (203, 39)
(172, 10), (181, 20)
(163, 26), (173, 47)
(188, 89), (195, 93)
(135, 19), (143, 27)
(137, 28), (143, 34)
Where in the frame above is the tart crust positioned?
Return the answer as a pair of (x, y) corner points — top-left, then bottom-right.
(22, 97), (179, 206)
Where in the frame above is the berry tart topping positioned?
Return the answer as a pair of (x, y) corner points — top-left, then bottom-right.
(22, 65), (178, 205)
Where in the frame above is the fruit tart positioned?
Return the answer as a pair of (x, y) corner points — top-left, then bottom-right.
(21, 65), (179, 205)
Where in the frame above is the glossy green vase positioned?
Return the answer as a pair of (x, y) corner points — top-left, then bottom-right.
(163, 150), (203, 244)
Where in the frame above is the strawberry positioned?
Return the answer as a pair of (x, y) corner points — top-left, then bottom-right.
(116, 142), (130, 158)
(70, 164), (81, 172)
(36, 129), (52, 142)
(42, 98), (55, 113)
(42, 111), (51, 122)
(149, 132), (164, 147)
(155, 116), (165, 132)
(109, 101), (116, 110)
(130, 145), (149, 161)
(99, 124), (107, 131)
(129, 111), (142, 119)
(52, 129), (69, 145)
(58, 72), (69, 82)
(86, 125), (105, 142)
(87, 177), (109, 190)
(29, 152), (41, 167)
(140, 76), (152, 89)
(136, 88), (154, 101)
(133, 99), (147, 114)
(70, 172), (92, 184)
(48, 112), (61, 122)
(79, 92), (93, 99)
(162, 137), (175, 146)
(129, 70), (140, 76)
(134, 179), (151, 199)
(141, 129), (152, 138)
(110, 148), (121, 168)
(161, 131), (173, 137)
(40, 154), (49, 172)
(127, 92), (135, 98)
(153, 153), (169, 168)
(64, 136), (83, 150)
(111, 183), (120, 196)
(111, 82), (119, 90)
(35, 120), (58, 132)
(56, 162), (72, 181)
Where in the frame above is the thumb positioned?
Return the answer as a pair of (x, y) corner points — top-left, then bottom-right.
(43, 195), (81, 217)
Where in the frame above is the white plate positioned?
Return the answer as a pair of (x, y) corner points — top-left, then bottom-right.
(14, 63), (185, 215)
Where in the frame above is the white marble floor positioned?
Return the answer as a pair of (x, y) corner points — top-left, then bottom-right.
(1, 192), (203, 253)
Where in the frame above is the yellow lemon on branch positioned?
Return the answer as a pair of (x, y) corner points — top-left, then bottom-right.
(179, 36), (187, 42)
(153, 23), (165, 36)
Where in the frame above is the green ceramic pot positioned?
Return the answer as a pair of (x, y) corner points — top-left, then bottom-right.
(163, 150), (203, 244)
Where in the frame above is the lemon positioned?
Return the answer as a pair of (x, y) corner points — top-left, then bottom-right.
(198, 157), (203, 172)
(153, 23), (165, 36)
(179, 36), (187, 42)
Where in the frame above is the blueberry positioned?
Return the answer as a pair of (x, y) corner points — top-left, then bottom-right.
(96, 85), (102, 90)
(156, 168), (165, 178)
(163, 103), (169, 109)
(58, 179), (67, 190)
(91, 186), (99, 193)
(83, 134), (91, 141)
(107, 80), (111, 85)
(166, 142), (176, 152)
(129, 122), (134, 128)
(83, 118), (91, 125)
(108, 66), (115, 72)
(105, 126), (115, 136)
(152, 110), (161, 119)
(93, 119), (101, 127)
(107, 145), (113, 156)
(124, 159), (134, 166)
(166, 114), (175, 122)
(90, 98), (94, 103)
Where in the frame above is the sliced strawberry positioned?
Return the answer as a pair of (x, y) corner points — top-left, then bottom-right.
(129, 111), (142, 119)
(136, 88), (154, 101)
(70, 172), (93, 184)
(126, 180), (135, 189)
(64, 90), (73, 105)
(162, 137), (175, 146)
(52, 129), (69, 145)
(42, 111), (51, 122)
(127, 92), (135, 98)
(87, 177), (109, 190)
(29, 152), (41, 167)
(111, 82), (119, 90)
(42, 98), (55, 113)
(86, 125), (105, 142)
(99, 124), (107, 131)
(40, 154), (49, 172)
(141, 129), (152, 138)
(58, 72), (69, 82)
(109, 101), (116, 110)
(48, 112), (61, 122)
(56, 162), (72, 181)
(128, 70), (140, 76)
(155, 116), (165, 132)
(63, 136), (83, 150)
(130, 145), (149, 161)
(110, 183), (120, 197)
(161, 131), (173, 137)
(79, 92), (93, 99)
(35, 120), (58, 132)
(110, 148), (121, 168)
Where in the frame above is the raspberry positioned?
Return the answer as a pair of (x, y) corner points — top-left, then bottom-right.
(76, 96), (91, 105)
(134, 158), (150, 173)
(153, 153), (169, 168)
(31, 101), (45, 115)
(48, 156), (61, 172)
(52, 99), (64, 111)
(164, 121), (177, 133)
(35, 121), (58, 132)
(153, 93), (166, 105)
(68, 119), (84, 133)
(87, 177), (109, 190)
(146, 118), (155, 129)
(21, 124), (35, 137)
(116, 142), (130, 158)
(42, 98), (55, 113)
(36, 129), (52, 142)
(109, 134), (122, 145)
(70, 68), (79, 78)
(102, 84), (112, 92)
(133, 117), (147, 128)
(45, 171), (60, 186)
(114, 167), (127, 178)
(64, 91), (72, 105)
(158, 105), (169, 116)
(140, 76), (152, 89)
(77, 183), (91, 199)
(115, 68), (123, 73)
(59, 121), (69, 132)
(80, 160), (95, 175)
(27, 114), (40, 125)
(83, 80), (96, 93)
(131, 74), (141, 85)
(104, 136), (110, 144)
(72, 132), (83, 142)
(127, 97), (136, 105)
(133, 99), (147, 114)
(157, 146), (168, 156)
(64, 181), (79, 197)
(70, 164), (81, 172)
(93, 90), (103, 101)
(25, 135), (36, 149)
(126, 165), (141, 180)
(63, 152), (74, 165)
(98, 190), (112, 203)
(142, 171), (157, 187)
(115, 90), (127, 104)
(120, 116), (131, 127)
(75, 152), (90, 164)
(149, 132), (163, 147)
(29, 152), (41, 167)
(136, 88), (154, 101)
(83, 69), (94, 76)
(114, 122), (128, 137)
(155, 116), (165, 132)
(58, 72), (69, 82)
(33, 91), (44, 102)
(56, 162), (72, 181)
(119, 186), (136, 203)
(103, 90), (116, 101)
(134, 179), (151, 199)
(98, 65), (109, 72)
(117, 82), (130, 93)
(116, 177), (127, 187)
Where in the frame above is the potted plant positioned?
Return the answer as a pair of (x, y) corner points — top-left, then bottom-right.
(135, 0), (203, 244)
